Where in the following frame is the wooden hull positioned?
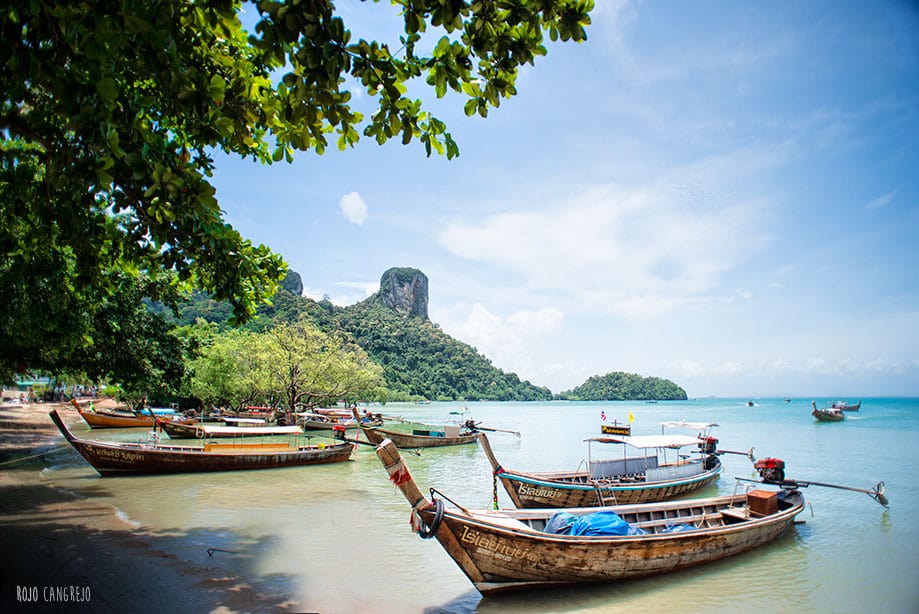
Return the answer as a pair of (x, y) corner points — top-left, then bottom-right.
(360, 425), (478, 448)
(430, 494), (801, 594)
(813, 409), (845, 422)
(301, 419), (382, 431)
(479, 432), (721, 507)
(832, 401), (860, 411)
(50, 411), (352, 475)
(373, 438), (804, 595)
(495, 463), (722, 507)
(79, 409), (154, 429)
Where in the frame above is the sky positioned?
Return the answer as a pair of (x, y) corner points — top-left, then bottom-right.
(212, 1), (919, 398)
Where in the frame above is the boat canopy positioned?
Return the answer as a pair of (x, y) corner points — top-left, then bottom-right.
(585, 434), (703, 449)
(196, 425), (302, 435)
(660, 421), (718, 431)
(221, 417), (266, 424)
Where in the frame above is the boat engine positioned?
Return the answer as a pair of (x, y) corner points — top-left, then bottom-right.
(699, 436), (720, 469)
(699, 436), (719, 454)
(754, 457), (786, 483)
(332, 424), (347, 441)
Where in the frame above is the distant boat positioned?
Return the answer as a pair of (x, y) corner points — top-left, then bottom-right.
(831, 400), (861, 411)
(352, 407), (478, 448)
(746, 401), (755, 407)
(71, 399), (173, 429)
(812, 401), (845, 422)
(50, 410), (353, 475)
(297, 412), (382, 431)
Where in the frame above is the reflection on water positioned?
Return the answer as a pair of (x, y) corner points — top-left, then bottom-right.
(30, 399), (919, 613)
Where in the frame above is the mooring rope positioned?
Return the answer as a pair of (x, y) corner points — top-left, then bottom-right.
(0, 443), (68, 467)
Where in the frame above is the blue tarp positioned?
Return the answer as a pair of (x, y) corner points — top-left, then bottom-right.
(545, 511), (646, 536)
(660, 523), (695, 533)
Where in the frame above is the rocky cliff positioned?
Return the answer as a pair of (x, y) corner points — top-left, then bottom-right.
(378, 267), (428, 318)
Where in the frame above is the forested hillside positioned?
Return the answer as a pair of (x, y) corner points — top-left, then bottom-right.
(333, 297), (551, 401)
(175, 270), (551, 402)
(557, 372), (687, 401)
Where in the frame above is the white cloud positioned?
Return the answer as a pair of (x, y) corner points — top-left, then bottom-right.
(438, 164), (772, 321)
(865, 190), (896, 211)
(339, 191), (368, 225)
(434, 302), (565, 385)
(302, 281), (374, 307)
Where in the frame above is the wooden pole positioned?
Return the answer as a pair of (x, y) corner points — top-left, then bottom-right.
(478, 432), (502, 472)
(375, 439), (430, 511)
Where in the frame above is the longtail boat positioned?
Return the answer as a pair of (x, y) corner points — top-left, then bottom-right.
(812, 401), (845, 422)
(71, 398), (178, 429)
(78, 408), (156, 429)
(159, 420), (303, 439)
(351, 407), (478, 448)
(297, 411), (383, 431)
(480, 422), (734, 507)
(373, 438), (805, 595)
(831, 400), (861, 411)
(49, 410), (353, 475)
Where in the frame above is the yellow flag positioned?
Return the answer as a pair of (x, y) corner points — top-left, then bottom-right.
(628, 410), (635, 423)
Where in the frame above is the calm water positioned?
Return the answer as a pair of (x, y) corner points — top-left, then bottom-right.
(25, 399), (919, 612)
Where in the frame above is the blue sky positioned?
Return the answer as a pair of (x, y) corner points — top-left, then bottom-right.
(213, 1), (919, 398)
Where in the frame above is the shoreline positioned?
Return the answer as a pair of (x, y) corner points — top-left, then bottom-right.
(0, 403), (301, 613)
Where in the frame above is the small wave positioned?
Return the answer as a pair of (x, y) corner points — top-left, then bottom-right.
(51, 486), (86, 500)
(114, 507), (142, 528)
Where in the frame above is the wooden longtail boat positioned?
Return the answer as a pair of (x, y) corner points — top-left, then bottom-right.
(831, 400), (861, 411)
(480, 422), (729, 507)
(373, 438), (805, 595)
(297, 411), (383, 431)
(78, 408), (156, 429)
(49, 410), (353, 475)
(158, 420), (303, 439)
(71, 398), (174, 429)
(351, 407), (478, 448)
(812, 401), (845, 422)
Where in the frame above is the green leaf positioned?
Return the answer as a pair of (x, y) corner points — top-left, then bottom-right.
(97, 77), (117, 103)
(207, 74), (227, 104)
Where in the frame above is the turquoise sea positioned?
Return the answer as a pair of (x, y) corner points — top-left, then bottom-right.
(21, 398), (919, 612)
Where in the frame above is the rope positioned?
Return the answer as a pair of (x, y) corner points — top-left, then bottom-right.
(492, 472), (499, 510)
(384, 458), (412, 486)
(413, 499), (444, 539)
(0, 443), (68, 467)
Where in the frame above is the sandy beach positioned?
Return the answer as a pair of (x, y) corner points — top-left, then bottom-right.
(0, 402), (301, 613)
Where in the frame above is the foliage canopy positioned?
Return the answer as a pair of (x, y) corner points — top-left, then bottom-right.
(0, 0), (593, 382)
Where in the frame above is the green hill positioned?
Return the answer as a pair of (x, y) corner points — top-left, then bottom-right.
(557, 371), (687, 401)
(177, 268), (551, 402)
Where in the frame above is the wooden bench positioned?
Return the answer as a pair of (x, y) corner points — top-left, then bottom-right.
(629, 511), (724, 532)
(720, 507), (750, 523)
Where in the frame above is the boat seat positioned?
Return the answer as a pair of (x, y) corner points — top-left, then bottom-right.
(630, 511), (723, 531)
(720, 507), (749, 523)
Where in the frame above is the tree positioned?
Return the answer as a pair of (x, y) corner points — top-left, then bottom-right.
(0, 1), (594, 380)
(263, 319), (384, 410)
(186, 326), (267, 412)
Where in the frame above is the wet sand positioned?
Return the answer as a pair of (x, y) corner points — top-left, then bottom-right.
(0, 402), (303, 613)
